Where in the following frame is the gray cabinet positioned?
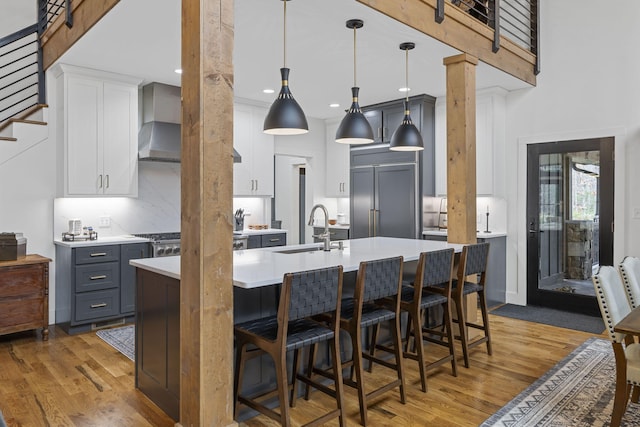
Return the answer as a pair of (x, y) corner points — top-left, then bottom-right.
(55, 242), (150, 334)
(246, 232), (287, 249)
(351, 148), (418, 239)
(313, 227), (349, 242)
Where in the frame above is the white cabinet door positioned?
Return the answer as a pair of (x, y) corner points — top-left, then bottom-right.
(325, 118), (350, 197)
(233, 104), (274, 197)
(66, 77), (102, 195)
(56, 65), (140, 197)
(434, 88), (506, 197)
(102, 82), (138, 196)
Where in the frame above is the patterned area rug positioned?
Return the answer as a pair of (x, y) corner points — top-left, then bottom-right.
(96, 325), (134, 361)
(481, 337), (640, 426)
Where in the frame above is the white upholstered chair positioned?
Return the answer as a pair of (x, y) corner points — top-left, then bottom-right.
(593, 265), (640, 427)
(619, 256), (640, 309)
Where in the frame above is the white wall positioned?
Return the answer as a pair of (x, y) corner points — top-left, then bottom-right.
(504, 0), (639, 304)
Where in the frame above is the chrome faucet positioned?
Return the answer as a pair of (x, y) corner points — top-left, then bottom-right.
(308, 204), (331, 251)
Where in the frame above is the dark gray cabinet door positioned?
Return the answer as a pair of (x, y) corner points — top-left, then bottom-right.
(120, 243), (150, 315)
(350, 167), (375, 238)
(375, 164), (416, 238)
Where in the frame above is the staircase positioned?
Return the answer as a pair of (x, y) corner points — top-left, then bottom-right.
(0, 1), (68, 160)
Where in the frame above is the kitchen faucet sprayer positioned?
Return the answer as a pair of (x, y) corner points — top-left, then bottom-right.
(309, 204), (331, 251)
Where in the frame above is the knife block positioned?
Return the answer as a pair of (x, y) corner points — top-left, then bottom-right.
(234, 218), (244, 231)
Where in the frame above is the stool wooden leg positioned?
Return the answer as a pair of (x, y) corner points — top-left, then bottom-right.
(274, 350), (291, 427)
(367, 324), (380, 373)
(455, 296), (470, 368)
(304, 344), (318, 401)
(351, 327), (368, 426)
(413, 308), (427, 393)
(390, 317), (406, 403)
(290, 348), (301, 407)
(233, 341), (247, 419)
(330, 335), (347, 427)
(478, 290), (493, 355)
(443, 301), (458, 377)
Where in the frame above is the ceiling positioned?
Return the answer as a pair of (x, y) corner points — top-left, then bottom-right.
(56, 0), (530, 119)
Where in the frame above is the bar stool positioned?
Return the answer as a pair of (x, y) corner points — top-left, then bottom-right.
(307, 256), (406, 426)
(450, 242), (492, 368)
(399, 248), (457, 392)
(233, 265), (346, 427)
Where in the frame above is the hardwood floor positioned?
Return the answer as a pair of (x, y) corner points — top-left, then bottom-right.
(0, 313), (603, 426)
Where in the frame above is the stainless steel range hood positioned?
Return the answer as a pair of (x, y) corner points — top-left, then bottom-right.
(138, 82), (241, 163)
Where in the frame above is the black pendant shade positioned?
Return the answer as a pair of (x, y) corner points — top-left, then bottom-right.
(264, 67), (309, 135)
(335, 87), (374, 144)
(335, 19), (373, 145)
(390, 42), (424, 151)
(390, 100), (424, 151)
(263, 0), (308, 136)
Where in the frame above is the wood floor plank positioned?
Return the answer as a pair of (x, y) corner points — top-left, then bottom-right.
(0, 314), (601, 426)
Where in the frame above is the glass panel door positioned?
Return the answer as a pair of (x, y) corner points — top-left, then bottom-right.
(527, 138), (614, 315)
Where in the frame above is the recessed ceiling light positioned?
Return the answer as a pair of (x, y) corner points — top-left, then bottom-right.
(174, 68), (183, 74)
(399, 87), (410, 92)
(263, 88), (275, 94)
(329, 103), (340, 108)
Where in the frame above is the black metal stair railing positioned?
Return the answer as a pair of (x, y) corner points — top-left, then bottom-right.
(446, 0), (540, 74)
(0, 24), (43, 124)
(0, 0), (72, 125)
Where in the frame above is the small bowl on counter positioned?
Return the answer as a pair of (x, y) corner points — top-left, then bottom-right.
(328, 219), (337, 225)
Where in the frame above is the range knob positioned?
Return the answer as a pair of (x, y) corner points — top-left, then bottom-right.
(172, 246), (181, 255)
(156, 248), (165, 256)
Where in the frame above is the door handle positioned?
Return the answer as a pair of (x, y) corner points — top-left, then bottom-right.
(368, 209), (373, 237)
(98, 174), (103, 189)
(373, 209), (378, 236)
(105, 174), (109, 189)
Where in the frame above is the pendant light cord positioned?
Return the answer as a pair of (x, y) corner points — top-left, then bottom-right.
(283, 0), (287, 68)
(405, 47), (409, 103)
(353, 25), (357, 87)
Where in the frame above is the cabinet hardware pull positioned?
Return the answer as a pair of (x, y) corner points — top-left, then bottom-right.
(89, 275), (107, 280)
(90, 252), (107, 257)
(269, 238), (280, 242)
(98, 174), (103, 189)
(368, 209), (373, 237)
(105, 174), (109, 189)
(255, 179), (258, 191)
(251, 179), (255, 191)
(90, 303), (107, 309)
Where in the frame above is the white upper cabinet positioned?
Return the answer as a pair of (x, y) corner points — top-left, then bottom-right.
(434, 87), (506, 197)
(325, 117), (350, 197)
(54, 64), (141, 197)
(233, 103), (274, 197)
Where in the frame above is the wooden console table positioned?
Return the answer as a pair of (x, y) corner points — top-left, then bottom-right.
(0, 254), (51, 340)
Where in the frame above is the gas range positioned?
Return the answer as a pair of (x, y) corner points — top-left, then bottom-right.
(133, 232), (181, 257)
(133, 231), (248, 257)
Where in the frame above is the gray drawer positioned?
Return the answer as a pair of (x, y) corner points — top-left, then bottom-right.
(74, 288), (119, 322)
(75, 245), (120, 265)
(261, 233), (286, 247)
(75, 262), (119, 292)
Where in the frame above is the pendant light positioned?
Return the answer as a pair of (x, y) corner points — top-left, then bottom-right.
(263, 0), (308, 135)
(389, 42), (424, 151)
(335, 19), (374, 144)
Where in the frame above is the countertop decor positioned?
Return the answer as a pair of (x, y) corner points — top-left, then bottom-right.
(54, 235), (151, 247)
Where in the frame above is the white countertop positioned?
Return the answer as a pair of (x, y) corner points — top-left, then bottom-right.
(240, 228), (287, 235)
(422, 229), (507, 239)
(54, 235), (151, 247)
(130, 237), (464, 289)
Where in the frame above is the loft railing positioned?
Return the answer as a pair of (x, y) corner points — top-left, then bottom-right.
(447, 0), (539, 74)
(0, 0), (72, 124)
(0, 25), (43, 124)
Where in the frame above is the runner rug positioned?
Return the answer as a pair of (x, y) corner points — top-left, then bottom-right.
(481, 337), (640, 426)
(96, 325), (135, 361)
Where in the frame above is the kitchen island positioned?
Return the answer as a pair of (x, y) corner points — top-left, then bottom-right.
(130, 237), (464, 421)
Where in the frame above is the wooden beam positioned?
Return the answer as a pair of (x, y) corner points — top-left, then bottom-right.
(41, 0), (120, 70)
(444, 53), (477, 245)
(356, 0), (536, 86)
(180, 0), (236, 426)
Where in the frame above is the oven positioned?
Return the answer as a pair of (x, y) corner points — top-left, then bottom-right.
(133, 232), (248, 257)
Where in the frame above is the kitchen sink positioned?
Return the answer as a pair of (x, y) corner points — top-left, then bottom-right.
(273, 246), (325, 254)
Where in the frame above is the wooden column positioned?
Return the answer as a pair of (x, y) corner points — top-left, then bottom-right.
(444, 53), (478, 245)
(444, 54), (479, 337)
(180, 1), (236, 426)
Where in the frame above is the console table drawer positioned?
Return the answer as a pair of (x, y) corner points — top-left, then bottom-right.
(75, 289), (119, 322)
